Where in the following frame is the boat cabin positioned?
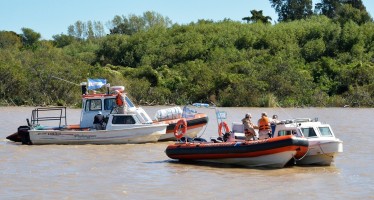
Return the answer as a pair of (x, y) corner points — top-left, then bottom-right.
(273, 118), (336, 139)
(231, 118), (336, 140)
(79, 85), (153, 128)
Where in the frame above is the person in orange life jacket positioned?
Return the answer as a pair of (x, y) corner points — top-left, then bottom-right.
(115, 90), (126, 114)
(93, 111), (104, 130)
(242, 113), (258, 140)
(258, 112), (271, 140)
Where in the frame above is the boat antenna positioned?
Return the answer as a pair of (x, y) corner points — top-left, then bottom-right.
(50, 75), (80, 86)
(275, 102), (293, 119)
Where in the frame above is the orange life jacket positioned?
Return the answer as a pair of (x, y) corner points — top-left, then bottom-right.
(259, 117), (270, 130)
(116, 93), (124, 106)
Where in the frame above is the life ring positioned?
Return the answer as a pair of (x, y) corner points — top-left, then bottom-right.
(174, 119), (187, 139)
(218, 121), (230, 137)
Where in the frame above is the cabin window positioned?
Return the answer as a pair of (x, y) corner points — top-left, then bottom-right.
(319, 127), (333, 137)
(301, 127), (317, 137)
(112, 116), (136, 124)
(85, 99), (102, 111)
(277, 130), (285, 136)
(125, 96), (135, 108)
(139, 112), (150, 122)
(104, 98), (116, 111)
(277, 130), (294, 136)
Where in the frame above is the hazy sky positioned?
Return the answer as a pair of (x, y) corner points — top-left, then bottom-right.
(1, 0), (373, 39)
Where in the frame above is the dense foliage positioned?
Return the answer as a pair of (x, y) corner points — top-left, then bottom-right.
(1, 11), (374, 107)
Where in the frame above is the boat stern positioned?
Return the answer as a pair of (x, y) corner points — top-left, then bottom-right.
(6, 125), (32, 145)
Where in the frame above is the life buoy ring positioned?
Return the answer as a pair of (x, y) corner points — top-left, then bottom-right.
(174, 119), (187, 139)
(218, 121), (230, 137)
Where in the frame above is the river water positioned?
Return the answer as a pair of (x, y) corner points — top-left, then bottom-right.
(0, 106), (373, 199)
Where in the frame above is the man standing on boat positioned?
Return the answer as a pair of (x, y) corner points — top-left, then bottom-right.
(93, 111), (104, 130)
(242, 113), (257, 140)
(258, 112), (271, 140)
(270, 114), (280, 137)
(115, 90), (126, 114)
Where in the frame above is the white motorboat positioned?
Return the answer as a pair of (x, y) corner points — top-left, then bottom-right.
(230, 118), (343, 166)
(271, 118), (343, 166)
(7, 81), (209, 144)
(7, 84), (169, 145)
(12, 106), (167, 145)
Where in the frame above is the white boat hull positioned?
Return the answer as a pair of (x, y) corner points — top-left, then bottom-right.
(297, 139), (343, 165)
(197, 151), (297, 168)
(29, 124), (167, 145)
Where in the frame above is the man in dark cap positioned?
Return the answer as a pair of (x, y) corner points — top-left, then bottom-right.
(93, 111), (104, 130)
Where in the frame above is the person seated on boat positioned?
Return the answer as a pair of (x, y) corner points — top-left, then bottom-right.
(93, 111), (104, 130)
(270, 114), (280, 137)
(115, 90), (126, 114)
(242, 113), (257, 141)
(258, 112), (271, 140)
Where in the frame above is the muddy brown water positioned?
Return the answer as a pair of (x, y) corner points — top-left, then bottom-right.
(0, 106), (373, 199)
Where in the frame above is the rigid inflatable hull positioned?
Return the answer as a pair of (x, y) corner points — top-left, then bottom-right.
(165, 135), (309, 168)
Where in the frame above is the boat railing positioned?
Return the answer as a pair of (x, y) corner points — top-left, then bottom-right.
(279, 118), (314, 124)
(30, 107), (67, 127)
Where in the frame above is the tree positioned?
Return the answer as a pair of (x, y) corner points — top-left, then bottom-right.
(20, 28), (41, 47)
(345, 0), (366, 11)
(270, 0), (313, 22)
(336, 4), (372, 25)
(93, 21), (105, 38)
(87, 21), (95, 40)
(67, 20), (105, 40)
(0, 31), (22, 49)
(242, 10), (272, 24)
(109, 11), (173, 35)
(315, 0), (341, 18)
(52, 34), (76, 48)
(68, 21), (85, 39)
(315, 0), (372, 24)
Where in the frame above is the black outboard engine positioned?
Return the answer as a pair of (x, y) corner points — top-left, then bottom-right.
(18, 126), (32, 145)
(223, 132), (231, 142)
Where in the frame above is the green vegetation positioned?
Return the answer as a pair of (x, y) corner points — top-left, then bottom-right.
(1, 3), (374, 107)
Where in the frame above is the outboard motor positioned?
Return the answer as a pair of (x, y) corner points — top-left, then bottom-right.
(223, 132), (231, 142)
(18, 126), (32, 145)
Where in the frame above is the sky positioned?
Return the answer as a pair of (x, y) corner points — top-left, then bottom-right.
(1, 0), (374, 40)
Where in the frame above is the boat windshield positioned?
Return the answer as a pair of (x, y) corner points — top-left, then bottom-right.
(85, 97), (135, 112)
(318, 127), (333, 137)
(125, 96), (135, 108)
(85, 99), (102, 111)
(104, 98), (116, 111)
(301, 127), (318, 137)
